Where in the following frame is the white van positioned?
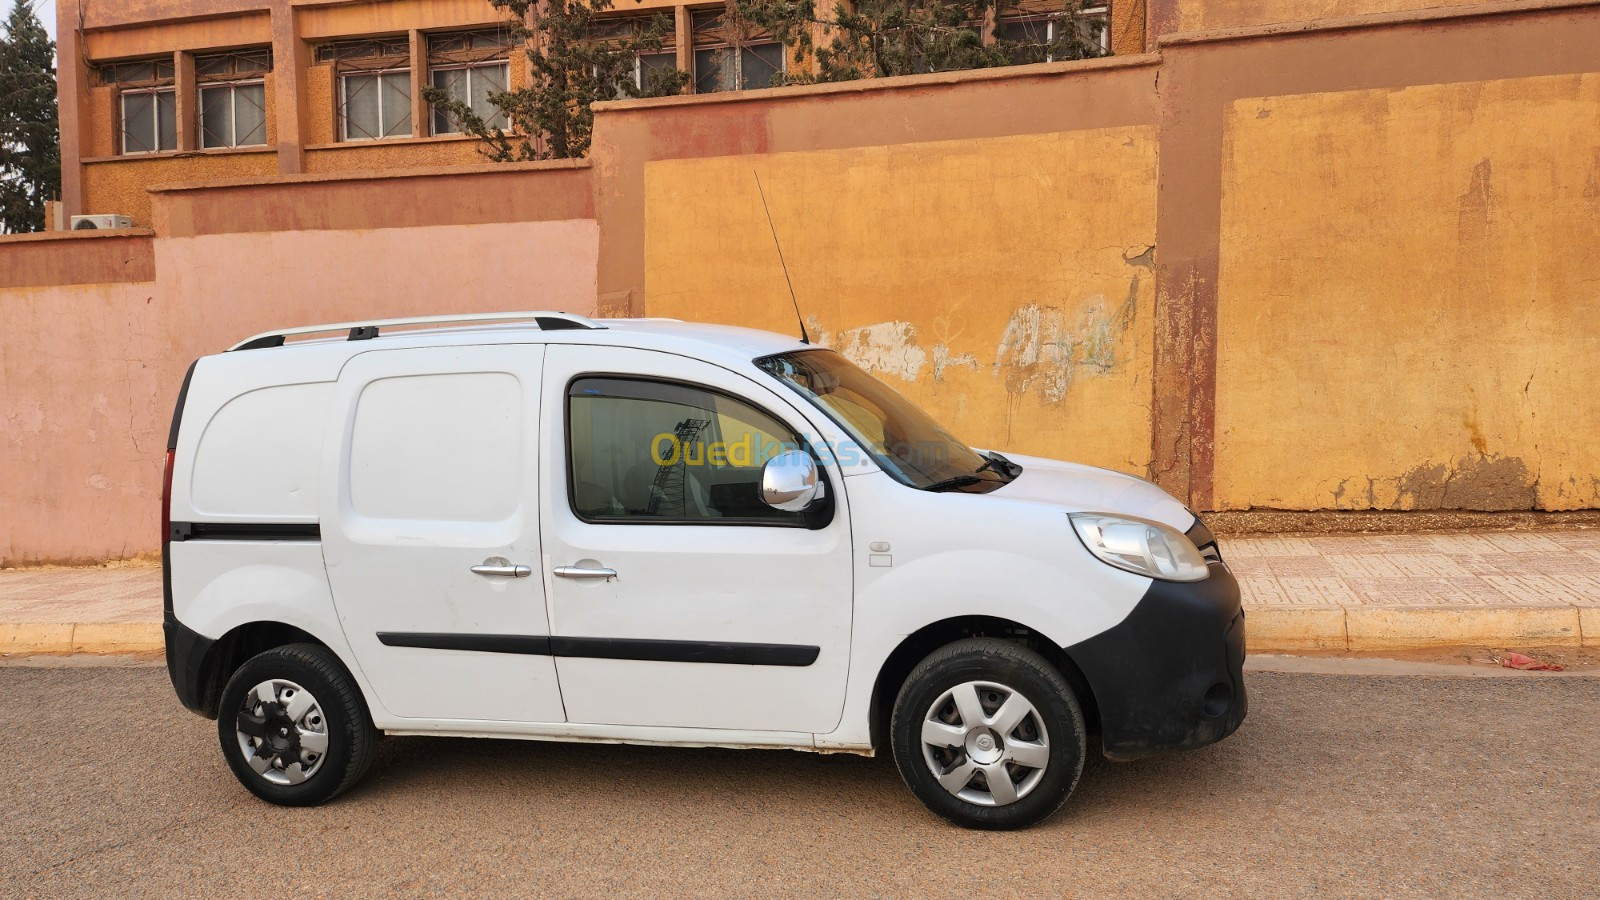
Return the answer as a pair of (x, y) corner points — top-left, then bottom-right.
(163, 311), (1245, 830)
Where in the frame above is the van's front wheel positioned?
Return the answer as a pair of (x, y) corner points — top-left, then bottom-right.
(890, 638), (1086, 830)
(217, 643), (378, 806)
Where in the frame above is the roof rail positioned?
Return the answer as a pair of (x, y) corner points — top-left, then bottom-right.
(228, 311), (606, 351)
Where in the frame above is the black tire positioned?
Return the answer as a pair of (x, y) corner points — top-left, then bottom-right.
(217, 642), (379, 806)
(890, 638), (1086, 830)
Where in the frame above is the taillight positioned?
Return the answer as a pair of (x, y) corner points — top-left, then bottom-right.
(161, 448), (175, 544)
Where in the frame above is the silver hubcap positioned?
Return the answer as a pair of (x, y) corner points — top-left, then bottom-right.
(235, 679), (329, 786)
(921, 680), (1050, 807)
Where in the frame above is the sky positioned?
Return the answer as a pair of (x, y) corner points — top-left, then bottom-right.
(39, 0), (56, 40)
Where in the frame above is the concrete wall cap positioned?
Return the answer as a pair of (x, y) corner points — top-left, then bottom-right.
(0, 228), (155, 246)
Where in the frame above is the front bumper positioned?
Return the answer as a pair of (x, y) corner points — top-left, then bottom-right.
(1065, 527), (1247, 761)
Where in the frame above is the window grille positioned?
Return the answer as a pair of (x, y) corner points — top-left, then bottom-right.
(320, 37), (413, 141)
(997, 4), (1111, 63)
(196, 49), (272, 148)
(690, 11), (784, 93)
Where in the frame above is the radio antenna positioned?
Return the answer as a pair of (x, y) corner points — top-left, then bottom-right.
(753, 171), (810, 345)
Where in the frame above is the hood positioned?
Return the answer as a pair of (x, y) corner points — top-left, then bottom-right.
(985, 452), (1195, 531)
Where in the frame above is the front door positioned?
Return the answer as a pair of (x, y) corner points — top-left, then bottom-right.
(540, 345), (853, 735)
(322, 345), (564, 724)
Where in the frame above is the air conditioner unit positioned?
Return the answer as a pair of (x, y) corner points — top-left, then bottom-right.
(70, 214), (134, 231)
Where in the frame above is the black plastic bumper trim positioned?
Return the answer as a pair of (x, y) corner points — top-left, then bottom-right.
(164, 613), (219, 716)
(1064, 547), (1247, 761)
(168, 522), (321, 542)
(376, 632), (820, 667)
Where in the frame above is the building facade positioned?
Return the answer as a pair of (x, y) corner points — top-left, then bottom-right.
(56, 0), (1148, 227)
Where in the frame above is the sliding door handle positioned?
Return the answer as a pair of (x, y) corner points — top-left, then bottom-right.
(553, 565), (618, 581)
(471, 557), (532, 578)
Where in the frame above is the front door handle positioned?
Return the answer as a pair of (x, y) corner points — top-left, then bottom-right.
(472, 557), (532, 578)
(553, 565), (618, 581)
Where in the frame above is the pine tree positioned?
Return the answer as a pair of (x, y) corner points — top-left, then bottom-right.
(738, 0), (1105, 84)
(422, 0), (689, 161)
(0, 0), (59, 233)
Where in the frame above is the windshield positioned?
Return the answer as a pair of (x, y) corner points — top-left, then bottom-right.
(756, 350), (1010, 492)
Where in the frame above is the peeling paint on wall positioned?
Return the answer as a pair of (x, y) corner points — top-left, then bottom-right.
(1396, 454), (1537, 511)
(807, 319), (929, 382)
(806, 292), (1138, 404)
(992, 293), (1137, 402)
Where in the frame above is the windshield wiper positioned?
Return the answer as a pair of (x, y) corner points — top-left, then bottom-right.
(923, 474), (989, 493)
(976, 451), (1021, 480)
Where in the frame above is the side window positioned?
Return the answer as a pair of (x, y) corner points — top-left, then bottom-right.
(349, 372), (522, 523)
(567, 377), (809, 524)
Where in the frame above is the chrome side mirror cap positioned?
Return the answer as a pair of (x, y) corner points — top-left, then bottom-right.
(760, 449), (823, 512)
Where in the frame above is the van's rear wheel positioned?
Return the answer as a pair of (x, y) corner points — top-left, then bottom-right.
(890, 638), (1086, 830)
(217, 643), (378, 806)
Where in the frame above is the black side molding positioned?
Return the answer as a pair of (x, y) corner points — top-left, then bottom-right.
(169, 522), (321, 542)
(376, 632), (821, 667)
(555, 636), (820, 666)
(379, 633), (552, 655)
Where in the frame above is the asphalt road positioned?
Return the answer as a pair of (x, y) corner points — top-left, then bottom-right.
(4, 664), (1597, 897)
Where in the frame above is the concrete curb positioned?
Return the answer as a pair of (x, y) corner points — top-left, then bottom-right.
(1, 608), (1595, 656)
(1, 622), (163, 656)
(1246, 605), (1595, 653)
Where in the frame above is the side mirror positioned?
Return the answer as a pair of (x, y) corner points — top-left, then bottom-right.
(760, 450), (824, 512)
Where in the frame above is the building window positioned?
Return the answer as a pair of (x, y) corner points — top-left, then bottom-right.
(196, 50), (271, 149)
(429, 63), (509, 133)
(428, 29), (512, 134)
(341, 71), (411, 140)
(319, 37), (413, 141)
(998, 5), (1110, 63)
(588, 15), (680, 99)
(691, 11), (784, 93)
(99, 58), (177, 154)
(121, 88), (177, 154)
(635, 50), (678, 90)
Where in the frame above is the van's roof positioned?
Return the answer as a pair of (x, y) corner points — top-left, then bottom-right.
(221, 312), (812, 369)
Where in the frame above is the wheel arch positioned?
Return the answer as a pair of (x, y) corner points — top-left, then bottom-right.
(867, 615), (1101, 753)
(189, 621), (332, 719)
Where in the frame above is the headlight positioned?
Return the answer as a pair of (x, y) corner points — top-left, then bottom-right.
(1069, 513), (1210, 582)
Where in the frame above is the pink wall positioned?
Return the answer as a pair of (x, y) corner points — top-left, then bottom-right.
(1, 278), (165, 564)
(0, 219), (597, 565)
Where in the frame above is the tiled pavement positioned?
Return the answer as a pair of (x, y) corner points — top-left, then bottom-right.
(1225, 531), (1600, 609)
(0, 566), (162, 624)
(2, 530), (1599, 652)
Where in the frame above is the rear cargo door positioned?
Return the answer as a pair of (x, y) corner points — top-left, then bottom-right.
(321, 344), (563, 723)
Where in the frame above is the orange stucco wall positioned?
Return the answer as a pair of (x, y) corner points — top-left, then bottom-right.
(15, 0), (1600, 566)
(83, 11), (271, 58)
(82, 152), (279, 224)
(297, 0), (505, 39)
(304, 139), (493, 173)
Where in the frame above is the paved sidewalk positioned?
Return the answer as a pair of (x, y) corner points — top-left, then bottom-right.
(0, 567), (164, 654)
(1227, 531), (1600, 650)
(2, 530), (1598, 654)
